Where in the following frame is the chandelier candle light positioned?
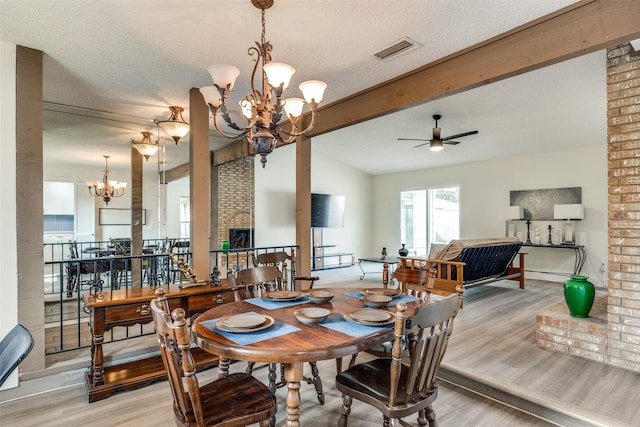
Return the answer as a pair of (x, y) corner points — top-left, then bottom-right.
(199, 0), (327, 167)
(131, 131), (159, 161)
(86, 155), (127, 205)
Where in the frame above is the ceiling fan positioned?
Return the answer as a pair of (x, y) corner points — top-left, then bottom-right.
(398, 114), (478, 151)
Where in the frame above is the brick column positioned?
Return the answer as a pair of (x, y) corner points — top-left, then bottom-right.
(607, 43), (640, 372)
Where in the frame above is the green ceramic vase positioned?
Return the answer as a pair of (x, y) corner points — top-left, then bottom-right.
(221, 240), (230, 254)
(564, 275), (595, 318)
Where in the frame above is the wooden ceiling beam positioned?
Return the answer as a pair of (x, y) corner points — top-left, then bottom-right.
(307, 0), (640, 137)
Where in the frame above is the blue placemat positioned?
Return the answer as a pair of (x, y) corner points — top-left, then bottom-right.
(319, 314), (393, 338)
(345, 291), (363, 299)
(345, 291), (420, 307)
(199, 313), (301, 346)
(388, 294), (420, 306)
(245, 296), (310, 310)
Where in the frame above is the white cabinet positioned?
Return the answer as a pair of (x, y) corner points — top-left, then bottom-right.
(43, 181), (75, 215)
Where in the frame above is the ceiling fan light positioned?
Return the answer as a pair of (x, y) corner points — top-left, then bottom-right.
(207, 64), (240, 90)
(430, 140), (444, 151)
(199, 86), (222, 108)
(283, 97), (305, 118)
(299, 80), (327, 104)
(263, 62), (295, 88)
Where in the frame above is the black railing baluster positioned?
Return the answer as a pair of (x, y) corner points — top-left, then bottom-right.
(44, 243), (298, 355)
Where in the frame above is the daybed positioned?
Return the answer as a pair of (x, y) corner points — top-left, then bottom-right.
(393, 237), (526, 297)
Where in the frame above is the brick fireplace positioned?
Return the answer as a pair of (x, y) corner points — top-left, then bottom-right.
(536, 43), (640, 373)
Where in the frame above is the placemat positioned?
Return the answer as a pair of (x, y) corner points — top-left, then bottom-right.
(199, 313), (300, 345)
(245, 296), (310, 310)
(319, 314), (393, 338)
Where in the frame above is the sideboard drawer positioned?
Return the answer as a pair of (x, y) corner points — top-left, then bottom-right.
(188, 290), (234, 312)
(104, 298), (180, 324)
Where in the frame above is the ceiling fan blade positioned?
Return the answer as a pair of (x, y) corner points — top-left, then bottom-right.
(443, 140), (461, 145)
(398, 138), (430, 142)
(442, 130), (478, 141)
(412, 142), (429, 148)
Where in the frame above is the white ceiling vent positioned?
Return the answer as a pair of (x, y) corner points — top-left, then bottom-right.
(374, 37), (422, 62)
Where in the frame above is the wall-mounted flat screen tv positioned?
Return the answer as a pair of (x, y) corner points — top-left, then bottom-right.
(311, 193), (345, 228)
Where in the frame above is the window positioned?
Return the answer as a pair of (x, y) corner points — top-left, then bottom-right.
(401, 186), (459, 256)
(179, 196), (190, 239)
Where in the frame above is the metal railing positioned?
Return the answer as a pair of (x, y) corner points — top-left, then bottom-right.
(44, 243), (298, 355)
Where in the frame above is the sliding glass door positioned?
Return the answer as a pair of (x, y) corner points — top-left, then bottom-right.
(401, 186), (459, 257)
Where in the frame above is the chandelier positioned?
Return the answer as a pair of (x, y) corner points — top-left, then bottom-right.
(86, 155), (127, 205)
(199, 0), (327, 167)
(131, 131), (159, 161)
(155, 106), (190, 144)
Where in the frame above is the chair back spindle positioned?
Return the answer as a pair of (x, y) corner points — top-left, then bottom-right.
(391, 267), (437, 301)
(228, 266), (285, 300)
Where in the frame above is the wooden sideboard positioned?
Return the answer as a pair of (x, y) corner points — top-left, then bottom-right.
(82, 282), (234, 402)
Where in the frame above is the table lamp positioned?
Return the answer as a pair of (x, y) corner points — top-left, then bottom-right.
(499, 206), (524, 238)
(553, 204), (584, 245)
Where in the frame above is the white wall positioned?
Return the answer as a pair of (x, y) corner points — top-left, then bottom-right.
(166, 177), (189, 239)
(373, 144), (608, 285)
(0, 41), (18, 389)
(254, 143), (373, 259)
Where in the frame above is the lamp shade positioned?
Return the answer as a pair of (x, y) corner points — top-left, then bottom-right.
(199, 86), (222, 108)
(207, 64), (240, 90)
(499, 205), (524, 220)
(283, 97), (305, 118)
(553, 204), (584, 220)
(299, 80), (327, 104)
(263, 62), (295, 88)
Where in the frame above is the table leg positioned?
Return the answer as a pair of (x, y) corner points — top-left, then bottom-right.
(358, 259), (366, 280)
(218, 357), (230, 378)
(283, 362), (303, 427)
(91, 307), (105, 386)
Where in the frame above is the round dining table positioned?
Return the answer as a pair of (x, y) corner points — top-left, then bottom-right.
(192, 287), (423, 426)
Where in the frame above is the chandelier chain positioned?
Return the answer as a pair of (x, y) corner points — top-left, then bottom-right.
(261, 9), (266, 47)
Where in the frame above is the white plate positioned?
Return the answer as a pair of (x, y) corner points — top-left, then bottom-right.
(220, 313), (267, 329)
(343, 311), (395, 326)
(263, 290), (305, 301)
(215, 315), (275, 333)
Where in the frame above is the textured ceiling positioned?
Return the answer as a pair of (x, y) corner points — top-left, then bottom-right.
(1, 0), (604, 175)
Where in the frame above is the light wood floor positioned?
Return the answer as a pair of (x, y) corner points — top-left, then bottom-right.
(2, 265), (639, 426)
(0, 356), (554, 427)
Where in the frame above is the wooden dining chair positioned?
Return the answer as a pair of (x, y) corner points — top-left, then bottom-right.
(150, 289), (277, 427)
(363, 267), (437, 360)
(336, 291), (463, 427)
(252, 249), (319, 290)
(228, 266), (325, 405)
(391, 266), (437, 301)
